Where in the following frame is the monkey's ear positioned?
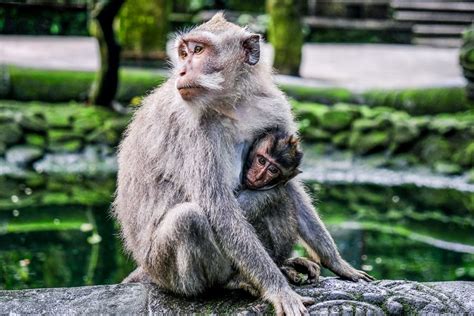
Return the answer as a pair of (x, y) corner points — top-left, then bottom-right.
(243, 34), (260, 65)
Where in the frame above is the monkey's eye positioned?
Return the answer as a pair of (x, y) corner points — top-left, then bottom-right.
(194, 45), (204, 54)
(268, 165), (280, 175)
(179, 48), (188, 59)
(257, 156), (266, 165)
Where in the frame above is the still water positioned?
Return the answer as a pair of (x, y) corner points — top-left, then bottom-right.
(0, 174), (473, 290)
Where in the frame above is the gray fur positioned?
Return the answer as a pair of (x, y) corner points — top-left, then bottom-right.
(113, 13), (371, 316)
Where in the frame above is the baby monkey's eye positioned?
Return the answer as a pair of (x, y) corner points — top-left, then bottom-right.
(268, 165), (280, 175)
(257, 156), (266, 165)
(194, 45), (204, 54)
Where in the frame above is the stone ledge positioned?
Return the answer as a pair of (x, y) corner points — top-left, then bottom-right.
(1, 278), (473, 314)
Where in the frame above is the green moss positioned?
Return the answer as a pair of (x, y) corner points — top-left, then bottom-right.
(349, 130), (390, 154)
(0, 122), (22, 144)
(25, 134), (46, 148)
(362, 88), (474, 115)
(49, 140), (83, 153)
(4, 66), (166, 104)
(48, 130), (83, 143)
(282, 85), (355, 104)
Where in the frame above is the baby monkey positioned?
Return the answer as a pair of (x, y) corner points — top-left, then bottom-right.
(240, 129), (303, 192)
(236, 129), (321, 286)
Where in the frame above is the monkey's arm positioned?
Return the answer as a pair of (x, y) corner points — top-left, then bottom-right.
(286, 180), (374, 282)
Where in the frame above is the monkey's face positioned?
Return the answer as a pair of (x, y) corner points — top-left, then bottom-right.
(244, 132), (303, 190)
(176, 39), (220, 101)
(173, 18), (261, 106)
(245, 152), (282, 190)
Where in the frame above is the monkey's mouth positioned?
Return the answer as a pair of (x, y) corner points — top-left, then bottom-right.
(177, 85), (204, 91)
(244, 177), (258, 189)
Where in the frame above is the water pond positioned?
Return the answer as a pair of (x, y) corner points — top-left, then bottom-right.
(0, 174), (473, 290)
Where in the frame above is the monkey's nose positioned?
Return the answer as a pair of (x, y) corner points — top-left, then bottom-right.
(179, 68), (186, 76)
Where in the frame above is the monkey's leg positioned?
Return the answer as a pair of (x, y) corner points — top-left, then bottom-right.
(281, 257), (320, 285)
(143, 203), (234, 295)
(288, 181), (375, 282)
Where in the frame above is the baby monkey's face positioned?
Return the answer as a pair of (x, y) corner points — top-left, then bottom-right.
(244, 132), (303, 190)
(244, 150), (282, 189)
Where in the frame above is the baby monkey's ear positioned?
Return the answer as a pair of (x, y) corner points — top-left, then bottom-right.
(288, 135), (299, 146)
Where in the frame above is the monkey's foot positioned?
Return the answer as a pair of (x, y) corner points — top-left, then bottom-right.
(333, 261), (375, 282)
(225, 275), (260, 297)
(281, 257), (320, 285)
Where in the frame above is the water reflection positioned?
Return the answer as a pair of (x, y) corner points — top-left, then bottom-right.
(0, 175), (473, 290)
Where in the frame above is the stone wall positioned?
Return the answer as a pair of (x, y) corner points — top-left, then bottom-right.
(0, 100), (473, 181)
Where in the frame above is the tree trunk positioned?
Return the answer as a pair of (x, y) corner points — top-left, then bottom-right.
(89, 0), (125, 107)
(266, 0), (304, 76)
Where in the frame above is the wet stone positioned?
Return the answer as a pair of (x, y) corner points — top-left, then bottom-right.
(5, 145), (43, 167)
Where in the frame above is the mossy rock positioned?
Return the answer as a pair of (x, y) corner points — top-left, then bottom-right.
(468, 169), (474, 184)
(86, 128), (119, 145)
(413, 135), (452, 164)
(292, 101), (328, 126)
(302, 127), (331, 142)
(320, 109), (355, 131)
(452, 142), (474, 168)
(0, 142), (6, 156)
(0, 111), (16, 124)
(48, 140), (83, 153)
(429, 117), (467, 135)
(43, 111), (73, 128)
(18, 113), (47, 132)
(103, 117), (130, 134)
(348, 130), (390, 154)
(5, 145), (43, 167)
(391, 120), (420, 145)
(48, 130), (83, 143)
(433, 162), (463, 175)
(332, 131), (351, 147)
(0, 123), (23, 145)
(25, 134), (47, 148)
(352, 116), (391, 132)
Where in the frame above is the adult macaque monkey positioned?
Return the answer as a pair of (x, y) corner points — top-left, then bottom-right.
(114, 13), (372, 316)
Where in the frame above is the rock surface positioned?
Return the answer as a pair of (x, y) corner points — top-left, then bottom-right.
(1, 278), (473, 315)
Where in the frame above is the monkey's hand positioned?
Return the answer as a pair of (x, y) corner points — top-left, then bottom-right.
(266, 287), (315, 316)
(331, 260), (375, 282)
(281, 257), (320, 285)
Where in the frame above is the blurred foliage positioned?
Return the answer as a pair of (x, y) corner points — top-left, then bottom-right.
(0, 4), (88, 36)
(266, 0), (303, 76)
(118, 0), (171, 59)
